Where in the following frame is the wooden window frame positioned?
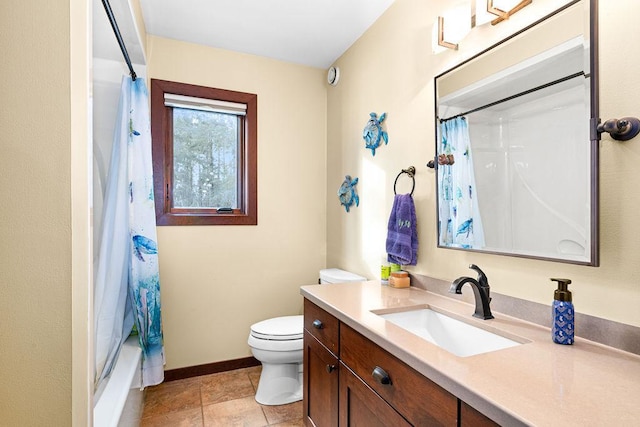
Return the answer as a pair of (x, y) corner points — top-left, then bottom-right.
(150, 79), (257, 225)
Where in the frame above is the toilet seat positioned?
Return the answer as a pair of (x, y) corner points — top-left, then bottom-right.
(249, 315), (303, 352)
(250, 315), (303, 341)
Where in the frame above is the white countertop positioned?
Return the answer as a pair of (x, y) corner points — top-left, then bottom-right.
(301, 281), (640, 426)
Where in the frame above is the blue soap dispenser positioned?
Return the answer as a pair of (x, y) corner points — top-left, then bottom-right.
(551, 278), (574, 345)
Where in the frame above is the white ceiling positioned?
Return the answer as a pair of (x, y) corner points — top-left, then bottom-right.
(138, 0), (395, 69)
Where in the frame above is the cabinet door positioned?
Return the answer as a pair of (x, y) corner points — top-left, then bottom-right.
(339, 363), (411, 427)
(460, 401), (501, 427)
(304, 331), (339, 427)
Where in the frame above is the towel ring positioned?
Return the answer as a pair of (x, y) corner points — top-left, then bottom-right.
(393, 166), (416, 196)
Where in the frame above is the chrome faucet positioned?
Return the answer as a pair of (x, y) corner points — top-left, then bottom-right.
(449, 264), (494, 320)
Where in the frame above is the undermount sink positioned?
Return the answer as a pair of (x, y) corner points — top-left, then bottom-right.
(373, 306), (524, 357)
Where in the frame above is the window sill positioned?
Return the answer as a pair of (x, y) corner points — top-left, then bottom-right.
(156, 212), (257, 226)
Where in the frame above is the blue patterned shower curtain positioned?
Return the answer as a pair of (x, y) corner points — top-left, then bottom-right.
(94, 76), (164, 391)
(438, 117), (485, 249)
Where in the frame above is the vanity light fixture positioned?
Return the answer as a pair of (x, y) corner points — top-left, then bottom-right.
(435, 3), (472, 51)
(486, 0), (533, 25)
(471, 0), (496, 27)
(438, 0), (531, 51)
(437, 16), (459, 50)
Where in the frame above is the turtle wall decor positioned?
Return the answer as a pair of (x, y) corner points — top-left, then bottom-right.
(363, 112), (388, 156)
(338, 175), (359, 212)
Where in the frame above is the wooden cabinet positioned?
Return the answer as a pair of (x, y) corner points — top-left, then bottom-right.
(339, 363), (411, 427)
(303, 299), (340, 427)
(303, 298), (500, 427)
(460, 401), (500, 427)
(303, 330), (339, 427)
(340, 324), (458, 426)
(304, 298), (339, 355)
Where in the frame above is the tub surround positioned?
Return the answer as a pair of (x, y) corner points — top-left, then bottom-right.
(301, 281), (640, 426)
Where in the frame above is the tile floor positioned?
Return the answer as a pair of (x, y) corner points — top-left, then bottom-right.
(141, 366), (303, 427)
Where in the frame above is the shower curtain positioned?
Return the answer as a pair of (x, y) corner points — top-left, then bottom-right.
(94, 76), (164, 392)
(438, 117), (485, 249)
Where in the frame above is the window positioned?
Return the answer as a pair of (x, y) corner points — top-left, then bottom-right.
(151, 79), (257, 225)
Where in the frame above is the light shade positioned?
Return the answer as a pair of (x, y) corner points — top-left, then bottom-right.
(433, 3), (472, 52)
(472, 0), (496, 26)
(492, 0), (528, 11)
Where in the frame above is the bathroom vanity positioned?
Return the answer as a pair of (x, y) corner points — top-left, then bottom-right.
(303, 298), (494, 426)
(301, 281), (640, 426)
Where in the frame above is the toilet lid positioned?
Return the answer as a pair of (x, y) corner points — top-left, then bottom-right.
(250, 315), (303, 341)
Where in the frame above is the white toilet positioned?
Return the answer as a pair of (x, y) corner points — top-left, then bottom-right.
(248, 268), (366, 405)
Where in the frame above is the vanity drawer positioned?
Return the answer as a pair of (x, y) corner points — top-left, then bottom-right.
(304, 299), (339, 355)
(340, 324), (458, 426)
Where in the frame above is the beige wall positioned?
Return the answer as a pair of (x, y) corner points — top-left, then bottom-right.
(147, 36), (327, 369)
(327, 0), (640, 328)
(0, 1), (73, 425)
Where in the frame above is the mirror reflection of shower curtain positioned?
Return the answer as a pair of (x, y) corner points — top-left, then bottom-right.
(94, 76), (165, 393)
(438, 117), (485, 249)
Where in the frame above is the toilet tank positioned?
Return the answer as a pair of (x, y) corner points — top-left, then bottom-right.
(319, 268), (367, 284)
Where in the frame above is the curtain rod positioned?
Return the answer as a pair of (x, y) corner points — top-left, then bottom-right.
(439, 71), (586, 123)
(101, 0), (137, 81)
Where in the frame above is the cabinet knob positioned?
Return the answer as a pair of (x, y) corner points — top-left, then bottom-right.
(312, 319), (324, 329)
(372, 366), (392, 385)
(326, 364), (337, 374)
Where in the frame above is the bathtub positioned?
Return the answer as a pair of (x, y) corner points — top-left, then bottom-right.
(94, 335), (144, 427)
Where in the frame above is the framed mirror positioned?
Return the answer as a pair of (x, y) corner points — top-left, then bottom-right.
(434, 0), (599, 266)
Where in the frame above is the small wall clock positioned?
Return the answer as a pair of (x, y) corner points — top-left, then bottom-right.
(327, 66), (340, 86)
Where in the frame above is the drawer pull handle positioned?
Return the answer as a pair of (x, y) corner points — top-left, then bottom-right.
(312, 319), (324, 329)
(372, 366), (392, 385)
(326, 364), (337, 373)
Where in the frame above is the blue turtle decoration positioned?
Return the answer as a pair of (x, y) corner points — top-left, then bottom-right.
(338, 175), (359, 212)
(363, 112), (388, 156)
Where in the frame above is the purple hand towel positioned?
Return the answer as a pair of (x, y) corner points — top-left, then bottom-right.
(386, 194), (418, 266)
